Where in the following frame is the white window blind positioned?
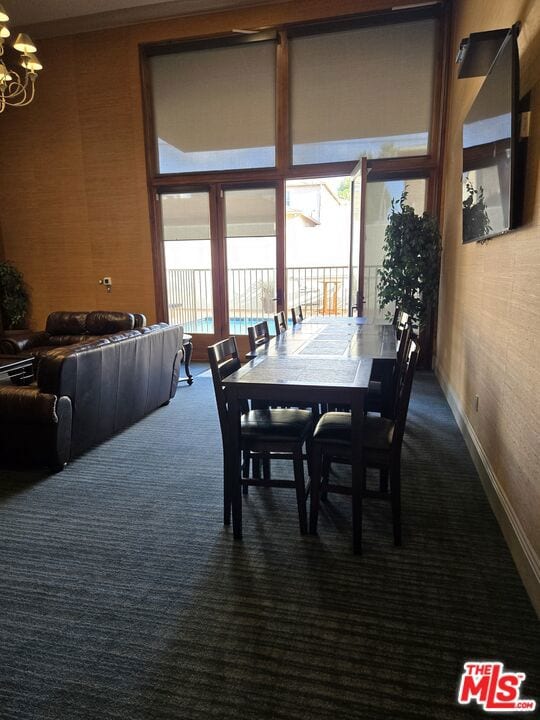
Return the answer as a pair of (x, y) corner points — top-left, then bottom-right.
(290, 19), (437, 165)
(151, 41), (276, 173)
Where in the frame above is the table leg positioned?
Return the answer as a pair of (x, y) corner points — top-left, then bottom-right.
(223, 438), (231, 526)
(381, 361), (395, 418)
(183, 339), (193, 385)
(350, 391), (365, 555)
(309, 442), (322, 535)
(227, 394), (243, 540)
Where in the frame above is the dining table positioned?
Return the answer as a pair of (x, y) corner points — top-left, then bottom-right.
(222, 316), (398, 553)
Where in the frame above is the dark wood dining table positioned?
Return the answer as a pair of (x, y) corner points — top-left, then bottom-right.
(222, 317), (397, 553)
(247, 317), (398, 416)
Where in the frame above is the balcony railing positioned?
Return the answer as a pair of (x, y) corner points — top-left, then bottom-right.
(166, 265), (386, 332)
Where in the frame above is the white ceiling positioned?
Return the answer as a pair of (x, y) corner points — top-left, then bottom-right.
(5, 0), (290, 37)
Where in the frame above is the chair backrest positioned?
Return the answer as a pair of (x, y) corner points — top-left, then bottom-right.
(247, 320), (271, 353)
(392, 339), (419, 453)
(396, 321), (412, 368)
(208, 337), (243, 439)
(396, 310), (410, 339)
(274, 311), (287, 335)
(392, 321), (413, 418)
(290, 305), (303, 325)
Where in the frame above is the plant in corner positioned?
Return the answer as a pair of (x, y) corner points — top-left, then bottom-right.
(377, 189), (441, 328)
(0, 261), (29, 330)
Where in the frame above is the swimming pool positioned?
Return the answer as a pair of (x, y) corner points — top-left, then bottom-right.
(184, 316), (291, 334)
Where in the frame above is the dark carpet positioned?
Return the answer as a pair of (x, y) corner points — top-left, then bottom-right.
(0, 366), (538, 720)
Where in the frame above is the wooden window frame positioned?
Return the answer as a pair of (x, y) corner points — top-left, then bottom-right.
(139, 5), (448, 325)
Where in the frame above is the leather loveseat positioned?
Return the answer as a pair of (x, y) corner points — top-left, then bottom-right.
(0, 322), (183, 470)
(0, 310), (147, 357)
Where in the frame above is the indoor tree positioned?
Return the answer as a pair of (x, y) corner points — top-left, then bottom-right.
(0, 261), (29, 330)
(377, 190), (441, 327)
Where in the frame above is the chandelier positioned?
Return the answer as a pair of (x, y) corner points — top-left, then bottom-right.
(0, 3), (42, 113)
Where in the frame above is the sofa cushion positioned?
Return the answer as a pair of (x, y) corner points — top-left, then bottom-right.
(45, 311), (89, 336)
(48, 334), (89, 346)
(86, 311), (135, 335)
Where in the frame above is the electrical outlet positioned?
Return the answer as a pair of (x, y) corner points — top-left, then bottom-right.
(474, 395), (479, 412)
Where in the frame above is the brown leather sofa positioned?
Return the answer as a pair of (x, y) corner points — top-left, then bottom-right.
(0, 310), (147, 356)
(0, 322), (183, 470)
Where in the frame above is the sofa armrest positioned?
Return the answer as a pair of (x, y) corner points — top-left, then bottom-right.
(0, 386), (72, 469)
(0, 330), (50, 354)
(0, 385), (61, 422)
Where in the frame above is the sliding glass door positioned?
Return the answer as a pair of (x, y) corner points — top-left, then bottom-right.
(285, 176), (353, 319)
(363, 177), (427, 321)
(161, 191), (216, 335)
(223, 187), (277, 335)
(159, 185), (278, 352)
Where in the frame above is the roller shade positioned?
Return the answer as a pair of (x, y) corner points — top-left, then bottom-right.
(290, 19), (437, 164)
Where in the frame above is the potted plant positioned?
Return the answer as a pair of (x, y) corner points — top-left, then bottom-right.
(377, 190), (441, 361)
(0, 261), (29, 331)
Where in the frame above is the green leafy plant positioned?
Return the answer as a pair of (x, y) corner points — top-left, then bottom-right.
(462, 178), (492, 244)
(0, 261), (29, 330)
(377, 190), (441, 326)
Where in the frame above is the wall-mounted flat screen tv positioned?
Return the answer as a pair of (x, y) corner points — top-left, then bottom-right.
(462, 28), (519, 243)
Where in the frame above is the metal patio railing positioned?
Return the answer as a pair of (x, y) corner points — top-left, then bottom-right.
(166, 265), (385, 332)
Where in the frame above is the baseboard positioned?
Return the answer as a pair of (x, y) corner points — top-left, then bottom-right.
(435, 365), (540, 618)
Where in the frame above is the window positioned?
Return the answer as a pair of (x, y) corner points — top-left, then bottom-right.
(364, 178), (427, 320)
(150, 40), (276, 173)
(161, 192), (214, 332)
(289, 20), (437, 165)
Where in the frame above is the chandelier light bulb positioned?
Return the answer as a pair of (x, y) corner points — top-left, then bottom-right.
(0, 4), (9, 22)
(0, 23), (9, 38)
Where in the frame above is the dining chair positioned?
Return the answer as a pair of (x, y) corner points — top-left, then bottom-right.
(290, 305), (303, 325)
(208, 336), (313, 534)
(396, 310), (411, 339)
(274, 311), (287, 335)
(365, 320), (413, 417)
(248, 320), (271, 353)
(309, 339), (420, 548)
(249, 320), (319, 422)
(247, 320), (274, 423)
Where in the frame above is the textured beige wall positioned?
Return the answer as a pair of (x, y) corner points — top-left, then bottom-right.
(437, 0), (540, 585)
(0, 30), (153, 324)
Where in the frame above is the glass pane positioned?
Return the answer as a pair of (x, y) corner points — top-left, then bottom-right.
(151, 42), (276, 173)
(225, 188), (276, 334)
(161, 193), (214, 333)
(290, 20), (436, 165)
(286, 178), (351, 318)
(364, 178), (426, 321)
